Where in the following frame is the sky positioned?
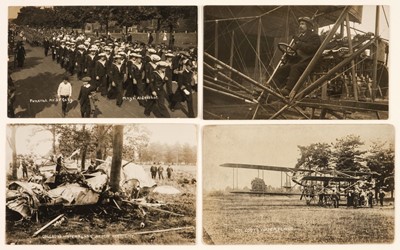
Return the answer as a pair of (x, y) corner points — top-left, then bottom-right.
(203, 124), (394, 191)
(6, 124), (197, 164)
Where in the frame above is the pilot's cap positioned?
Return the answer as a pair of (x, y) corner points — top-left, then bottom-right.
(298, 16), (314, 27)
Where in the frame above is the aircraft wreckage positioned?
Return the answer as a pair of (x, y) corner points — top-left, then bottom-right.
(6, 157), (194, 237)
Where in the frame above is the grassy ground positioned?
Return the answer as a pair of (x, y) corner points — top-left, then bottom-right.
(6, 165), (196, 244)
(203, 192), (394, 244)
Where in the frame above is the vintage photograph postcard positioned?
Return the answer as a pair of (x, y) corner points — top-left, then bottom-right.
(203, 125), (394, 244)
(8, 6), (198, 118)
(6, 124), (197, 244)
(203, 6), (389, 120)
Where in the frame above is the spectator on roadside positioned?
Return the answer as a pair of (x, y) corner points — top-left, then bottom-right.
(57, 75), (72, 117)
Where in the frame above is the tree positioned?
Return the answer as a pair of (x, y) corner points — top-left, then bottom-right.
(7, 125), (18, 180)
(182, 143), (196, 165)
(366, 141), (395, 198)
(331, 135), (366, 172)
(93, 125), (112, 166)
(110, 125), (124, 192)
(123, 125), (150, 161)
(112, 6), (151, 34)
(295, 142), (331, 170)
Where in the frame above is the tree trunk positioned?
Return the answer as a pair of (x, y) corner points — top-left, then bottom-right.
(51, 125), (57, 155)
(155, 19), (161, 44)
(10, 126), (18, 180)
(95, 125), (109, 166)
(80, 125), (87, 171)
(169, 24), (174, 48)
(110, 125), (124, 192)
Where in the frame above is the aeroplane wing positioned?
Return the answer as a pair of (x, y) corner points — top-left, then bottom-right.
(300, 175), (360, 182)
(220, 163), (377, 176)
(220, 163), (315, 172)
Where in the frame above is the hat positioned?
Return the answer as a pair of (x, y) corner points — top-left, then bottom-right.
(298, 16), (314, 27)
(82, 76), (91, 82)
(78, 44), (85, 49)
(130, 53), (142, 58)
(150, 54), (161, 62)
(180, 51), (191, 58)
(104, 47), (112, 51)
(165, 53), (174, 58)
(148, 48), (157, 54)
(98, 52), (106, 57)
(114, 54), (122, 59)
(156, 61), (169, 68)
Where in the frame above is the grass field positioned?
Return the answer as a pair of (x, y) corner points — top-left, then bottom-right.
(6, 165), (196, 245)
(203, 192), (394, 244)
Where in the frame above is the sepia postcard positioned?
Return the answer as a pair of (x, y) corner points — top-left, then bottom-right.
(6, 124), (197, 244)
(8, 6), (198, 118)
(203, 124), (394, 244)
(203, 5), (389, 120)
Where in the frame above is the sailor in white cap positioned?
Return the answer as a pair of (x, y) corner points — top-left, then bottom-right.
(144, 61), (170, 118)
(75, 44), (87, 79)
(170, 59), (195, 117)
(108, 54), (126, 106)
(95, 52), (108, 95)
(84, 46), (97, 81)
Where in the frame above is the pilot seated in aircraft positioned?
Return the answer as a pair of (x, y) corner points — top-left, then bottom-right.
(270, 16), (321, 97)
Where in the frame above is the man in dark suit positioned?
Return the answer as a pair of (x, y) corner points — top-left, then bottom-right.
(272, 16), (321, 96)
(78, 77), (94, 117)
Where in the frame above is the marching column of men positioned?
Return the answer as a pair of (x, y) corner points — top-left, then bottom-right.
(41, 30), (197, 118)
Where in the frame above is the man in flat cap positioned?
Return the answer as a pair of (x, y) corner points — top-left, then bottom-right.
(270, 16), (321, 97)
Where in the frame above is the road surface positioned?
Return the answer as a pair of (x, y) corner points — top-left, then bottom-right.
(9, 43), (197, 118)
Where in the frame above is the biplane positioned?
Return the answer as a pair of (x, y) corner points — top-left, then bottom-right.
(220, 163), (379, 206)
(204, 6), (389, 119)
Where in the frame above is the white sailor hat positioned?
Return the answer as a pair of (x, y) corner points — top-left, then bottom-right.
(148, 48), (157, 54)
(131, 53), (142, 58)
(150, 54), (161, 62)
(156, 61), (169, 68)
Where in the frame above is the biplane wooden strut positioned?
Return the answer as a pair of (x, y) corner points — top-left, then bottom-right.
(204, 6), (388, 119)
(220, 163), (376, 204)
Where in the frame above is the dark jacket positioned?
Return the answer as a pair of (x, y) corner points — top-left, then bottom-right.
(292, 30), (321, 61)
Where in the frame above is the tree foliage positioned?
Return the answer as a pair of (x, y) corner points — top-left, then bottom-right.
(295, 142), (331, 170)
(366, 141), (394, 192)
(12, 6), (197, 33)
(296, 134), (394, 191)
(331, 135), (366, 172)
